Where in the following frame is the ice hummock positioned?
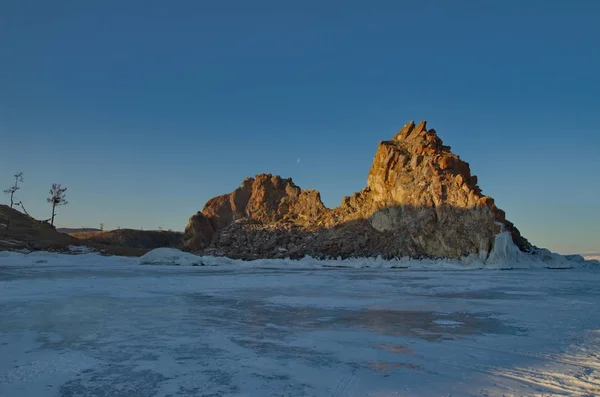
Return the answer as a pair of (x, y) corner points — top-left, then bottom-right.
(139, 247), (206, 266)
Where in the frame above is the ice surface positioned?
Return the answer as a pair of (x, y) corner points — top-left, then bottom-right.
(1, 251), (600, 396)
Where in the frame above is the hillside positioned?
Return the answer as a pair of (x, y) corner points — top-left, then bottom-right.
(71, 229), (183, 250)
(0, 204), (78, 251)
(0, 205), (149, 256)
(57, 227), (102, 234)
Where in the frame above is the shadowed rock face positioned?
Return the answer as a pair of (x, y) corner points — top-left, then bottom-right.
(184, 121), (531, 259)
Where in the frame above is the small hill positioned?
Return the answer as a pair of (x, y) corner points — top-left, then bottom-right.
(0, 205), (148, 256)
(71, 229), (183, 250)
(57, 227), (102, 234)
(0, 204), (78, 250)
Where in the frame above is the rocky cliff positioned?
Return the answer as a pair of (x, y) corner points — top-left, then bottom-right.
(184, 121), (531, 260)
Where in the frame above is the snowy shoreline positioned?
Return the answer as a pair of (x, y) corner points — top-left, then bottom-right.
(2, 239), (598, 272)
(135, 231), (600, 270)
(1, 232), (598, 271)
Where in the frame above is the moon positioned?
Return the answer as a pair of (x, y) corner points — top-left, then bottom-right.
(296, 157), (301, 164)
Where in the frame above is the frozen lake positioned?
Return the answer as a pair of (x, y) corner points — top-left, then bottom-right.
(1, 252), (599, 396)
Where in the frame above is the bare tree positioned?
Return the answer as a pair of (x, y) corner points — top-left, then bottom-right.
(3, 172), (24, 230)
(47, 184), (68, 227)
(4, 172), (24, 209)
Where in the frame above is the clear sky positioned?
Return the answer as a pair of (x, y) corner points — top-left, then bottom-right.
(1, 1), (599, 254)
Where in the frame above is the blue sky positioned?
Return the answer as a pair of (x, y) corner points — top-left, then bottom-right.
(1, 0), (599, 254)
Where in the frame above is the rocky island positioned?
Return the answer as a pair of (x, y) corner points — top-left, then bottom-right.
(183, 121), (531, 261)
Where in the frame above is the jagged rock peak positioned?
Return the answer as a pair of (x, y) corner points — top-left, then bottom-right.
(389, 120), (448, 156)
(365, 121), (530, 252)
(393, 120), (416, 140)
(392, 120), (430, 141)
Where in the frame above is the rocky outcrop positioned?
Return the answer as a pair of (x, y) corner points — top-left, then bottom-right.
(183, 213), (215, 250)
(330, 120), (530, 257)
(184, 121), (531, 260)
(184, 174), (328, 251)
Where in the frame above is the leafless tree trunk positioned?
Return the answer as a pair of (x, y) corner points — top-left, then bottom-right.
(3, 172), (24, 230)
(51, 202), (57, 226)
(47, 184), (68, 227)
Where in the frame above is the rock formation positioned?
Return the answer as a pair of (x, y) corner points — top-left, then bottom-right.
(183, 121), (531, 260)
(183, 174), (327, 253)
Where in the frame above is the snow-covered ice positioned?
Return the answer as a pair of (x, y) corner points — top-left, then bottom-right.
(1, 250), (600, 396)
